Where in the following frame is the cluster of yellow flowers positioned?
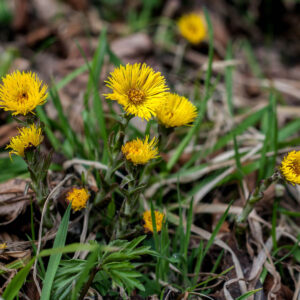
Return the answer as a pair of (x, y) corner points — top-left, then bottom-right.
(0, 70), (90, 211)
(105, 62), (198, 165)
(66, 187), (90, 212)
(0, 71), (46, 158)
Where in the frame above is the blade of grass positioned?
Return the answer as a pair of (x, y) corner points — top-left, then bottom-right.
(183, 198), (194, 285)
(258, 93), (277, 180)
(192, 240), (204, 286)
(2, 258), (35, 300)
(225, 41), (243, 180)
(236, 288), (263, 300)
(197, 200), (233, 272)
(278, 118), (300, 142)
(272, 197), (279, 252)
(188, 265), (234, 292)
(184, 198), (193, 260)
(183, 106), (268, 170)
(50, 87), (83, 156)
(87, 29), (109, 162)
(36, 106), (61, 152)
(40, 204), (71, 300)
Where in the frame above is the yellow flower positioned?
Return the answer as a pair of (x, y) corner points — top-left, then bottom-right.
(121, 136), (159, 165)
(0, 243), (7, 250)
(6, 124), (43, 159)
(156, 93), (197, 127)
(0, 70), (48, 115)
(104, 63), (169, 121)
(66, 187), (90, 212)
(178, 13), (206, 44)
(280, 150), (300, 185)
(143, 210), (165, 233)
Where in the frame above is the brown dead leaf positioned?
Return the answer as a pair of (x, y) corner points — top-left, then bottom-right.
(0, 123), (18, 147)
(0, 179), (33, 226)
(1, 249), (31, 260)
(66, 0), (89, 11)
(13, 0), (30, 32)
(111, 33), (153, 60)
(264, 274), (293, 300)
(26, 26), (53, 47)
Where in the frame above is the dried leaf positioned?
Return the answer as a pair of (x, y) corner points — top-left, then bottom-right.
(0, 179), (32, 226)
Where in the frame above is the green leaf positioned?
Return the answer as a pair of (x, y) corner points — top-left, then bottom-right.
(71, 246), (99, 300)
(40, 204), (71, 300)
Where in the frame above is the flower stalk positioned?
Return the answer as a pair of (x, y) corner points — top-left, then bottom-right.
(25, 147), (51, 205)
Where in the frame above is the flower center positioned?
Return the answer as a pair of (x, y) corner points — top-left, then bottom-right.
(128, 89), (145, 104)
(292, 160), (300, 176)
(18, 91), (29, 104)
(187, 23), (197, 33)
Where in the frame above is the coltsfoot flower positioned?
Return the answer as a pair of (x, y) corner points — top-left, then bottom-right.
(104, 63), (169, 121)
(156, 93), (197, 127)
(66, 187), (90, 212)
(280, 150), (300, 185)
(6, 124), (43, 159)
(121, 136), (159, 165)
(0, 243), (7, 250)
(143, 210), (165, 233)
(178, 13), (206, 45)
(0, 71), (48, 115)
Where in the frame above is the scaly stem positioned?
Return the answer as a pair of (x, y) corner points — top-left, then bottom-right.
(236, 171), (281, 226)
(78, 265), (100, 300)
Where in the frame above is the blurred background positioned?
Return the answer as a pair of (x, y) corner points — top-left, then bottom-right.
(0, 0), (299, 148)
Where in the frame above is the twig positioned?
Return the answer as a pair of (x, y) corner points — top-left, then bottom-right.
(63, 158), (125, 179)
(293, 273), (300, 300)
(73, 203), (90, 259)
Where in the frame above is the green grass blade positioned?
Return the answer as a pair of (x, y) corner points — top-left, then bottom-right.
(2, 258), (35, 300)
(50, 88), (82, 156)
(236, 288), (263, 300)
(198, 200), (233, 271)
(36, 106), (61, 151)
(184, 198), (193, 259)
(40, 204), (71, 300)
(225, 41), (243, 179)
(184, 106), (268, 170)
(54, 63), (89, 91)
(258, 93), (277, 180)
(278, 118), (300, 142)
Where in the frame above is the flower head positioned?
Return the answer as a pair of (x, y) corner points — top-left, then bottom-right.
(66, 187), (90, 212)
(104, 63), (169, 120)
(156, 93), (197, 127)
(280, 150), (300, 185)
(178, 13), (206, 44)
(122, 136), (159, 165)
(143, 210), (165, 233)
(6, 124), (43, 159)
(0, 243), (7, 250)
(0, 71), (48, 115)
